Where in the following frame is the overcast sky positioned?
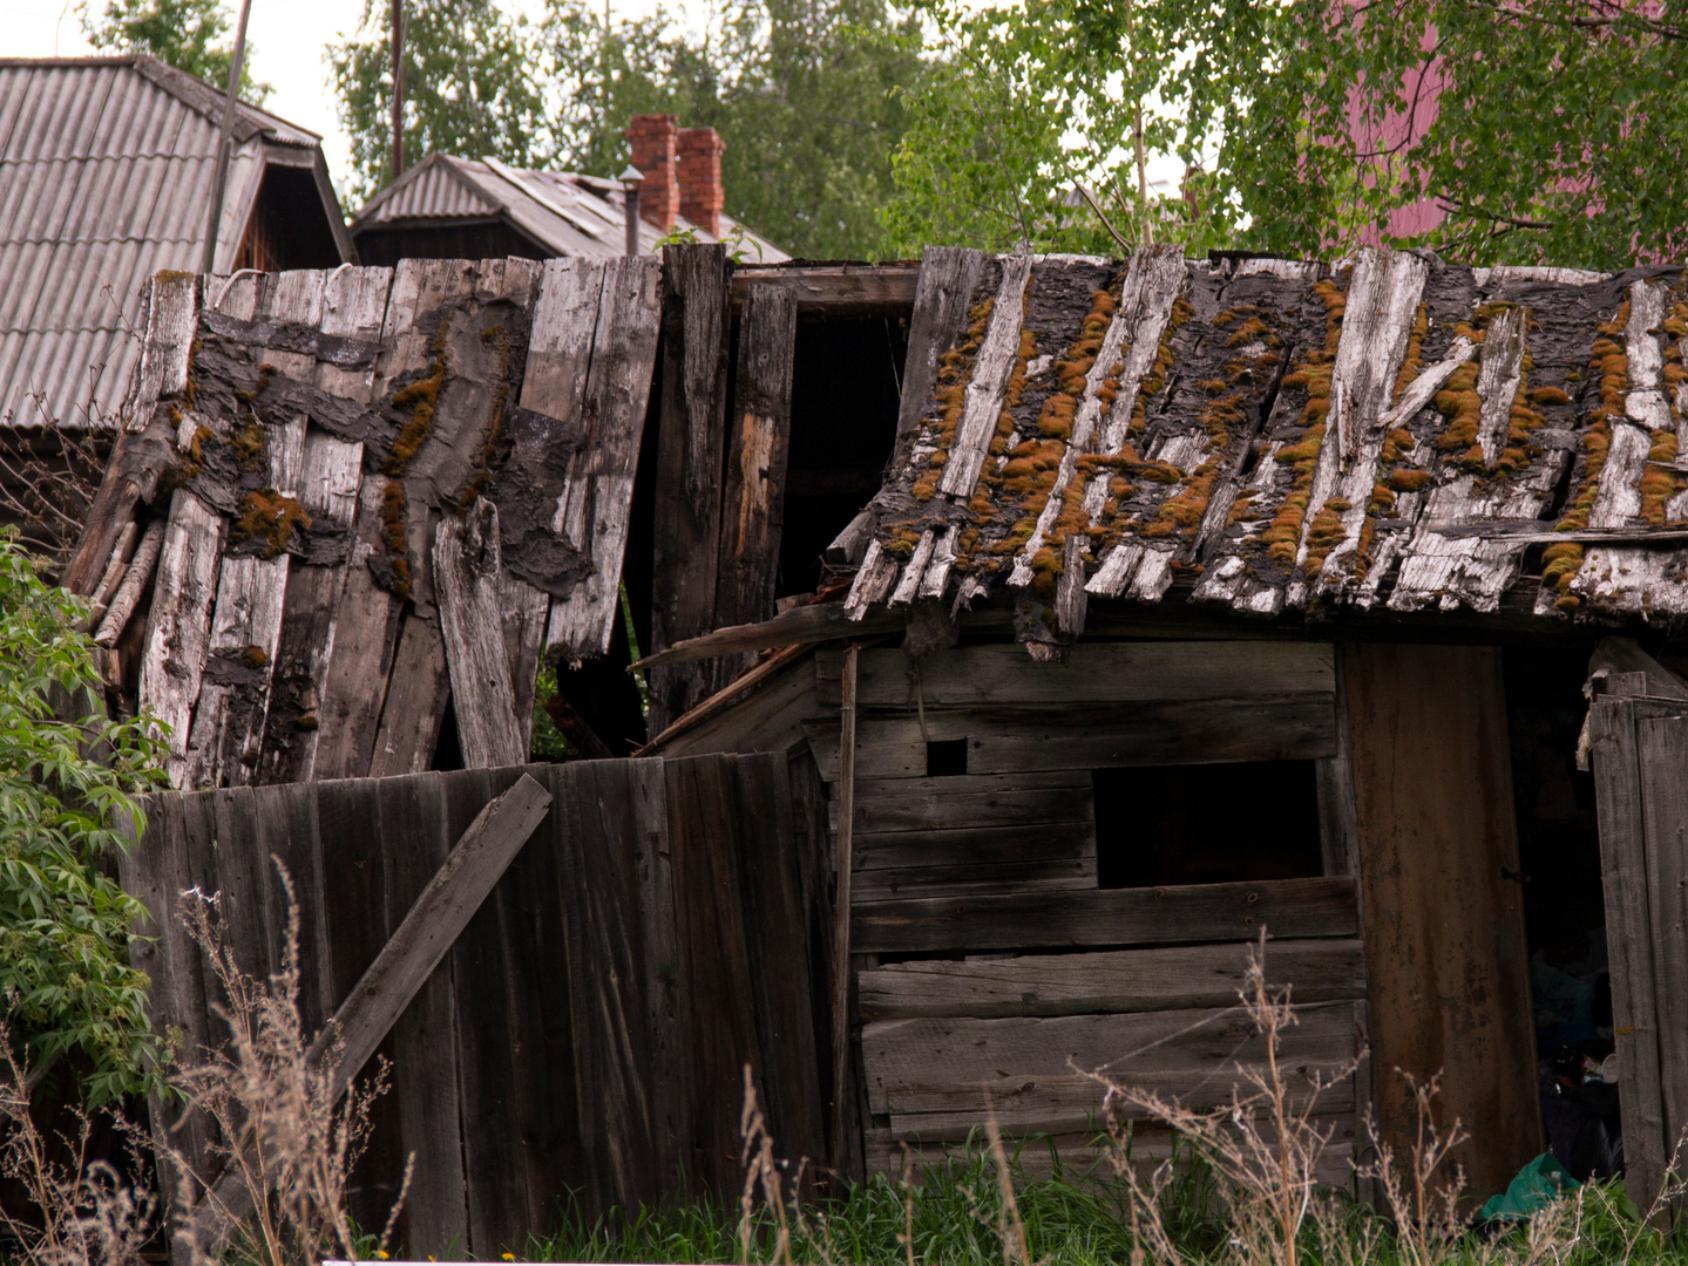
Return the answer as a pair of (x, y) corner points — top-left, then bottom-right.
(12, 0), (671, 205)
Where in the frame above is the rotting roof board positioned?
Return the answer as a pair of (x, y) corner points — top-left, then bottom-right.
(846, 247), (1688, 637)
(0, 55), (350, 430)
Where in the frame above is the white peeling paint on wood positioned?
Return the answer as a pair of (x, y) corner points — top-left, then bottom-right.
(938, 253), (1034, 499)
(128, 272), (200, 431)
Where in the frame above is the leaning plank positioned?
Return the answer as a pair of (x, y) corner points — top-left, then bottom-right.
(435, 500), (526, 768)
(139, 492), (226, 787)
(859, 939), (1366, 1020)
(1637, 712), (1688, 1164)
(938, 252), (1034, 498)
(541, 256), (665, 659)
(830, 645), (861, 1174)
(65, 271), (199, 595)
(184, 774), (554, 1250)
(630, 600), (907, 669)
(854, 876), (1360, 955)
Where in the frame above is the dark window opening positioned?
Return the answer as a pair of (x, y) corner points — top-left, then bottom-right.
(1092, 761), (1323, 888)
(926, 739), (968, 778)
(237, 165), (345, 272)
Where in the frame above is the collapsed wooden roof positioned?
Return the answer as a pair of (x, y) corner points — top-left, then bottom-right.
(844, 247), (1688, 643)
(65, 256), (662, 788)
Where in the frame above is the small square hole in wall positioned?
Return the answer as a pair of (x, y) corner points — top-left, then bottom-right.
(1092, 761), (1323, 888)
(926, 739), (969, 777)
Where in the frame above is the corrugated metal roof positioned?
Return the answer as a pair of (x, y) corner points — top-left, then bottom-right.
(0, 55), (336, 428)
(352, 153), (789, 263)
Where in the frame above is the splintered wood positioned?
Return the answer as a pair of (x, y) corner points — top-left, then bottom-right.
(854, 247), (1688, 642)
(66, 255), (664, 789)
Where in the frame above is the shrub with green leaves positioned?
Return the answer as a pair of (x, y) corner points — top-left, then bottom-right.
(0, 530), (167, 1104)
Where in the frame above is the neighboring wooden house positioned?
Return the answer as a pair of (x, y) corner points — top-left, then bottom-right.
(0, 55), (352, 430)
(350, 117), (787, 267)
(67, 245), (1688, 1215)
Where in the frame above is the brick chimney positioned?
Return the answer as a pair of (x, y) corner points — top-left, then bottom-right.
(625, 114), (679, 231)
(677, 127), (725, 237)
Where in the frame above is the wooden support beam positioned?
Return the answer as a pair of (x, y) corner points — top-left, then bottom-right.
(182, 774), (553, 1249)
(731, 263), (918, 318)
(828, 644), (859, 1174)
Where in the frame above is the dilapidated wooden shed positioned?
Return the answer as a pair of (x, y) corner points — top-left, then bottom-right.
(66, 244), (1688, 1218)
(644, 246), (1688, 1208)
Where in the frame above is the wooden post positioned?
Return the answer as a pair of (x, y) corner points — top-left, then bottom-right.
(182, 774), (553, 1250)
(200, 0), (254, 275)
(828, 644), (859, 1174)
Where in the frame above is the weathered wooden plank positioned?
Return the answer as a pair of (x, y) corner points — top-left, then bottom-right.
(1636, 713), (1688, 1165)
(92, 519), (164, 648)
(732, 263), (917, 318)
(1588, 692), (1671, 1208)
(853, 856), (1095, 901)
(820, 695), (1336, 780)
(864, 1000), (1362, 1116)
(1344, 643), (1540, 1201)
(186, 774), (554, 1251)
(716, 282), (798, 633)
(649, 245), (734, 733)
(888, 248), (988, 468)
(435, 499), (526, 768)
(373, 772), (468, 1255)
(138, 491), (226, 787)
(1292, 250), (1428, 604)
(854, 876), (1360, 955)
(831, 645), (860, 1173)
(938, 252), (1033, 499)
(313, 259), (477, 779)
(850, 641), (1334, 709)
(537, 257), (664, 659)
(257, 264), (393, 784)
(639, 644), (815, 757)
(1569, 279), (1688, 616)
(855, 820), (1095, 872)
(859, 939), (1366, 1020)
(853, 778), (1094, 834)
(367, 615), (454, 777)
(556, 757), (677, 1215)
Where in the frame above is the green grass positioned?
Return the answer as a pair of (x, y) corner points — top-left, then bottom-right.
(519, 1140), (1688, 1266)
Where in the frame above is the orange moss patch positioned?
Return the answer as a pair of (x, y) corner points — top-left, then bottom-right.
(236, 489), (312, 560)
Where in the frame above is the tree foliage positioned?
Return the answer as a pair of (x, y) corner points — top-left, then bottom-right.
(81, 0), (266, 98)
(887, 0), (1688, 268)
(0, 533), (166, 1104)
(329, 0), (550, 207)
(328, 0), (929, 257)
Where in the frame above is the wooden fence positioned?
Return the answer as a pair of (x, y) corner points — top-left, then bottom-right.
(121, 754), (833, 1257)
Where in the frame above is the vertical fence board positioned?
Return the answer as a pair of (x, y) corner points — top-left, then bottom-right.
(375, 772), (469, 1255)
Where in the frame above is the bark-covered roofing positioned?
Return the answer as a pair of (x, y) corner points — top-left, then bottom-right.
(846, 247), (1688, 637)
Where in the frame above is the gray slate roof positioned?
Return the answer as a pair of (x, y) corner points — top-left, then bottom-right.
(0, 55), (347, 429)
(352, 152), (788, 263)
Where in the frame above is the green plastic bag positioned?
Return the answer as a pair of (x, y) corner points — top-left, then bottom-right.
(1478, 1152), (1580, 1222)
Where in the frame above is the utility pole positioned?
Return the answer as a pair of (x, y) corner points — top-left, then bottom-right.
(200, 0), (255, 275)
(391, 0), (405, 179)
